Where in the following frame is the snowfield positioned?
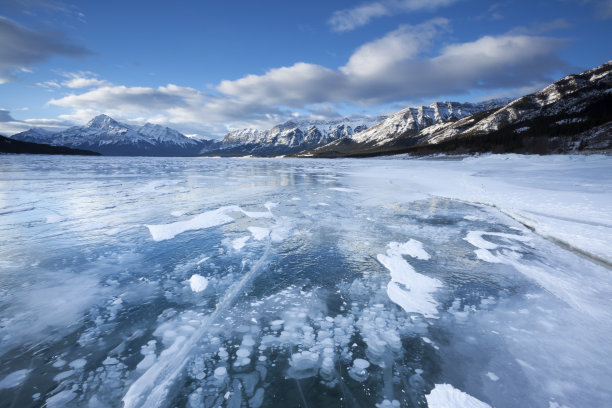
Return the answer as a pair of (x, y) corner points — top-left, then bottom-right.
(0, 154), (610, 408)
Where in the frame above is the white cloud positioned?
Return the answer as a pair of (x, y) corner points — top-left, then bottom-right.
(61, 72), (109, 88)
(329, 0), (457, 32)
(341, 18), (449, 77)
(217, 63), (344, 106)
(49, 84), (205, 114)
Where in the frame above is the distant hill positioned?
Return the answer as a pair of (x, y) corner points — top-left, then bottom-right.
(0, 135), (100, 155)
(307, 60), (612, 157)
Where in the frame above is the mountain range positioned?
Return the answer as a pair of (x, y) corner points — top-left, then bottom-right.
(200, 101), (509, 157)
(6, 60), (611, 157)
(10, 115), (213, 156)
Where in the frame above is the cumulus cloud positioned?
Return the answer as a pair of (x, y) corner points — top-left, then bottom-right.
(341, 18), (449, 77)
(46, 20), (567, 137)
(329, 0), (457, 32)
(0, 16), (92, 83)
(217, 20), (567, 106)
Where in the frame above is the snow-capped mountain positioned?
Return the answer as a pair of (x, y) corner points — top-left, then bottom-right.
(311, 100), (510, 156)
(11, 115), (211, 156)
(203, 101), (507, 157)
(201, 116), (386, 156)
(309, 60), (612, 156)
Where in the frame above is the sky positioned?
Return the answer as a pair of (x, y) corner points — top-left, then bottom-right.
(0, 0), (610, 139)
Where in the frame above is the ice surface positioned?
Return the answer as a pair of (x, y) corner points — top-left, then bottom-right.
(0, 155), (610, 408)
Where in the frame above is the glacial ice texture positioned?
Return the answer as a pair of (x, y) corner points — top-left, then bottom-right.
(0, 154), (611, 408)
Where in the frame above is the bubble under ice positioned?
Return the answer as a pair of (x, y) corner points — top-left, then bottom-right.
(0, 155), (610, 408)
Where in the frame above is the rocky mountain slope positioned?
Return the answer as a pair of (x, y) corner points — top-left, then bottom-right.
(310, 61), (612, 157)
(11, 115), (211, 156)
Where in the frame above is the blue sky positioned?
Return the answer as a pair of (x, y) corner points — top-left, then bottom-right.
(0, 0), (610, 138)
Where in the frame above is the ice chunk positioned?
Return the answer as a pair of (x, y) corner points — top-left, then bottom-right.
(426, 384), (491, 408)
(69, 358), (87, 369)
(214, 366), (227, 380)
(45, 389), (76, 407)
(188, 274), (208, 293)
(0, 369), (30, 390)
(288, 351), (320, 379)
(377, 241), (441, 318)
(146, 206), (239, 241)
(248, 226), (270, 241)
(387, 239), (431, 260)
(196, 256), (210, 265)
(53, 370), (74, 382)
(348, 358), (370, 382)
(486, 372), (499, 381)
(376, 399), (400, 408)
(231, 236), (250, 251)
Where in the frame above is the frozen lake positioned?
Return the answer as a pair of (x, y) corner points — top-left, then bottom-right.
(0, 154), (611, 408)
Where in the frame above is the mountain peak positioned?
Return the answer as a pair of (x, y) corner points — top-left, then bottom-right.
(86, 114), (120, 129)
(141, 122), (164, 130)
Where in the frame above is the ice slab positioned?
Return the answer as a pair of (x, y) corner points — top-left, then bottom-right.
(378, 241), (441, 318)
(188, 274), (208, 293)
(146, 206), (238, 241)
(426, 384), (491, 408)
